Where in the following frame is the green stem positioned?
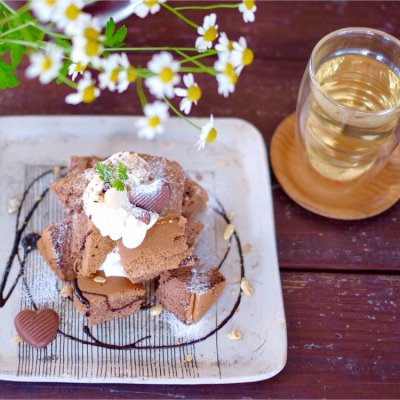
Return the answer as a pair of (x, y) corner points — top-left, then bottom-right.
(180, 66), (216, 74)
(175, 49), (215, 75)
(104, 46), (201, 52)
(163, 97), (200, 131)
(161, 3), (199, 29)
(0, 2), (30, 26)
(0, 21), (31, 38)
(179, 50), (218, 65)
(136, 78), (148, 107)
(0, 0), (16, 15)
(0, 38), (45, 50)
(175, 4), (240, 11)
(57, 73), (77, 89)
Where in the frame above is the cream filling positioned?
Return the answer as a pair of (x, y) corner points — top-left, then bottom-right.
(82, 151), (158, 249)
(99, 248), (127, 278)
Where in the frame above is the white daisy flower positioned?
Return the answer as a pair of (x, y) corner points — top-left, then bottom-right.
(25, 45), (64, 84)
(215, 32), (234, 55)
(65, 72), (100, 104)
(70, 17), (103, 67)
(99, 53), (137, 93)
(136, 101), (169, 140)
(195, 13), (218, 51)
(214, 54), (240, 98)
(53, 0), (88, 35)
(145, 52), (180, 99)
(196, 115), (218, 150)
(30, 0), (60, 23)
(134, 0), (166, 18)
(231, 37), (255, 74)
(239, 0), (257, 23)
(68, 62), (86, 80)
(174, 74), (202, 115)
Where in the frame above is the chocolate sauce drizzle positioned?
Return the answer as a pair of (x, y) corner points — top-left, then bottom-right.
(1, 168), (245, 351)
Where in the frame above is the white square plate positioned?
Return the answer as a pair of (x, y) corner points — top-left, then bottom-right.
(0, 116), (286, 384)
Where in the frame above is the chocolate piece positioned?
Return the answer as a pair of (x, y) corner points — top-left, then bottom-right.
(73, 272), (146, 325)
(139, 154), (186, 215)
(156, 267), (226, 324)
(185, 219), (204, 249)
(14, 308), (59, 349)
(118, 213), (192, 283)
(128, 180), (171, 214)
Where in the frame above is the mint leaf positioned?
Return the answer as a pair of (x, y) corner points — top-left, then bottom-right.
(112, 180), (125, 191)
(96, 162), (114, 183)
(117, 162), (128, 181)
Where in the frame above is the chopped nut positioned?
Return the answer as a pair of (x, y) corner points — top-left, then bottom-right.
(243, 244), (253, 254)
(93, 276), (107, 284)
(175, 340), (182, 345)
(240, 277), (254, 296)
(185, 354), (193, 362)
(150, 304), (164, 316)
(7, 197), (21, 213)
(228, 329), (242, 340)
(35, 195), (42, 202)
(60, 284), (73, 298)
(12, 335), (23, 345)
(223, 224), (235, 241)
(53, 165), (62, 177)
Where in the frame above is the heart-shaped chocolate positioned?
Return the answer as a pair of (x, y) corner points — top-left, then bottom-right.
(15, 308), (59, 349)
(128, 180), (171, 213)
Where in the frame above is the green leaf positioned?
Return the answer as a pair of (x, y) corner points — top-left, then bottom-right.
(103, 24), (127, 47)
(117, 162), (128, 181)
(56, 60), (72, 85)
(0, 60), (20, 89)
(112, 180), (125, 191)
(105, 17), (115, 40)
(96, 162), (114, 183)
(10, 45), (23, 67)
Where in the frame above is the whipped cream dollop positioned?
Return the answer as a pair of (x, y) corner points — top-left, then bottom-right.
(82, 152), (159, 249)
(99, 247), (127, 278)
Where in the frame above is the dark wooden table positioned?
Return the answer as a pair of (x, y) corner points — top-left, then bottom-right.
(2, 1), (400, 398)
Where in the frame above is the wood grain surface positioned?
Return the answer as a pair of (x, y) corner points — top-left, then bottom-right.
(1, 1), (400, 398)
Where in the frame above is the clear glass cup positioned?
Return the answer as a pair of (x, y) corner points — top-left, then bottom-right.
(296, 27), (400, 182)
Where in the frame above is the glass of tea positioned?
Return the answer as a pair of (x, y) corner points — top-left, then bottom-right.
(296, 27), (400, 182)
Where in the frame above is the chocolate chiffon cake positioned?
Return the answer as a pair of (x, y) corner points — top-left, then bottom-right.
(38, 151), (225, 325)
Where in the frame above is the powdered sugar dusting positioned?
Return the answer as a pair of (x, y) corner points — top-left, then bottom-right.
(163, 311), (211, 342)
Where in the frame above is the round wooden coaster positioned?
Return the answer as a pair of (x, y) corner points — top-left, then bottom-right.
(270, 113), (400, 220)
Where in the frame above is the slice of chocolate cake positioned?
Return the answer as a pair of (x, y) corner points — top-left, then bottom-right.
(118, 213), (192, 283)
(73, 272), (146, 325)
(156, 267), (226, 324)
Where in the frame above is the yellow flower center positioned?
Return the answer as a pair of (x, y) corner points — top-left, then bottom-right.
(187, 85), (202, 102)
(203, 26), (218, 42)
(84, 27), (100, 42)
(206, 128), (218, 143)
(160, 67), (175, 84)
(228, 40), (234, 52)
(85, 40), (101, 57)
(148, 116), (161, 128)
(127, 66), (137, 83)
(244, 0), (255, 10)
(42, 56), (53, 72)
(45, 0), (57, 5)
(225, 63), (238, 85)
(82, 86), (97, 103)
(110, 68), (120, 83)
(242, 48), (254, 66)
(65, 4), (81, 21)
(144, 0), (158, 7)
(75, 63), (86, 72)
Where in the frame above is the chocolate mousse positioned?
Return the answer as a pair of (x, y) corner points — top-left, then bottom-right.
(156, 267), (226, 324)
